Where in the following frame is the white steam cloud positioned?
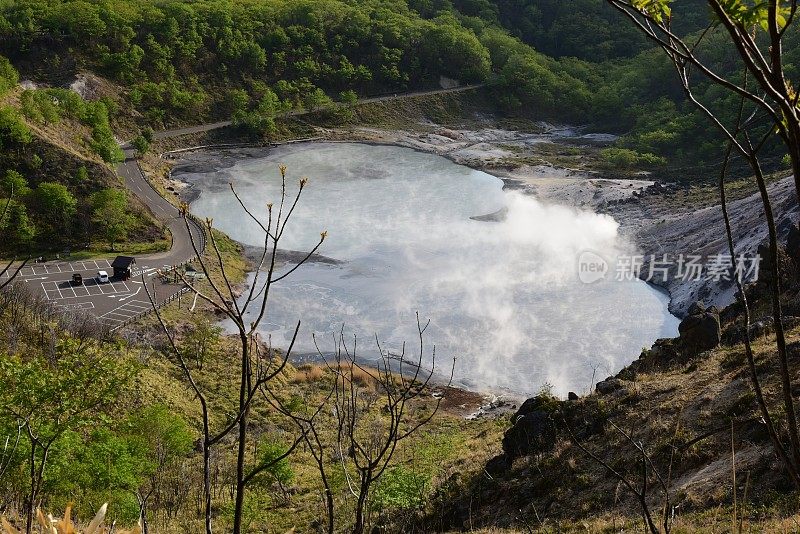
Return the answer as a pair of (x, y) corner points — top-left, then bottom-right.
(187, 143), (678, 396)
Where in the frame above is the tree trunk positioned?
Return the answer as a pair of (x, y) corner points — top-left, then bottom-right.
(324, 485), (334, 534)
(785, 118), (800, 209)
(231, 341), (250, 534)
(137, 493), (149, 534)
(353, 478), (370, 534)
(720, 145), (800, 487)
(25, 444), (34, 534)
(750, 153), (800, 480)
(203, 415), (213, 534)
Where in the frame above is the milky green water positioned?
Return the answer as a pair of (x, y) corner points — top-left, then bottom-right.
(179, 142), (679, 395)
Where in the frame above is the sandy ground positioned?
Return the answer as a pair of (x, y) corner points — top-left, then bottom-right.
(330, 123), (656, 205)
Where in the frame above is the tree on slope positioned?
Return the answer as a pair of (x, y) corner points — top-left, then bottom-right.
(90, 188), (133, 251)
(607, 0), (800, 489)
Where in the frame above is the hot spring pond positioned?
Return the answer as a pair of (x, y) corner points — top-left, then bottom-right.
(175, 142), (679, 395)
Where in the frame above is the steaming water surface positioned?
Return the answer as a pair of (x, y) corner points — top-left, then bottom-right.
(179, 143), (679, 395)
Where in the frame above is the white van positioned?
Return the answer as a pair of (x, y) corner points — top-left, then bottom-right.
(97, 270), (110, 283)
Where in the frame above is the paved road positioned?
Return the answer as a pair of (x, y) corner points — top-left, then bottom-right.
(117, 148), (206, 265)
(139, 84), (484, 140)
(1, 258), (191, 330)
(2, 150), (206, 330)
(5, 83), (482, 328)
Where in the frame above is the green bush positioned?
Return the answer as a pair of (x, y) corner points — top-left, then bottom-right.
(371, 466), (429, 511)
(0, 54), (18, 95)
(600, 147), (666, 169)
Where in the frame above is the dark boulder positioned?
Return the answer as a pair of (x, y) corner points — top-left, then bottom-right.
(501, 410), (556, 460)
(687, 301), (706, 315)
(486, 394), (563, 474)
(649, 337), (680, 362)
(678, 301), (720, 354)
(484, 453), (512, 475)
(595, 377), (623, 395)
(568, 391), (579, 401)
(511, 395), (558, 424)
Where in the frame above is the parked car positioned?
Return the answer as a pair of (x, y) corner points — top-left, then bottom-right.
(97, 270), (110, 284)
(70, 273), (83, 286)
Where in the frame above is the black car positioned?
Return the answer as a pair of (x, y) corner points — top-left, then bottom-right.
(70, 273), (83, 286)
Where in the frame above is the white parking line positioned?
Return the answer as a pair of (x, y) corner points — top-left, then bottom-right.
(55, 301), (96, 311)
(105, 311), (134, 319)
(41, 280), (131, 300)
(99, 299), (152, 325)
(12, 259), (112, 278)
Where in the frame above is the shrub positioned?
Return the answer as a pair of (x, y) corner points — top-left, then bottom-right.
(290, 364), (325, 383)
(600, 147), (666, 168)
(371, 466), (429, 511)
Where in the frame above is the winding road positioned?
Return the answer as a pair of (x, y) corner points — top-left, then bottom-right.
(146, 83), (484, 141)
(117, 148), (206, 266)
(7, 83), (483, 329)
(122, 83), (484, 263)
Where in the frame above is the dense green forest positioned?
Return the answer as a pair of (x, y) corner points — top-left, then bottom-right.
(0, 0), (796, 254)
(449, 0), (711, 61)
(0, 0), (791, 171)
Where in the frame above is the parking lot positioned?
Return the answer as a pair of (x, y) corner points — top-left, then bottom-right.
(98, 299), (155, 327)
(2, 259), (112, 280)
(4, 258), (189, 330)
(42, 278), (134, 300)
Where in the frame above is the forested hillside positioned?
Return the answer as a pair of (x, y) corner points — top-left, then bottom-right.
(0, 0), (791, 171)
(0, 0), (492, 126)
(0, 53), (162, 256)
(449, 0), (710, 61)
(0, 0), (796, 253)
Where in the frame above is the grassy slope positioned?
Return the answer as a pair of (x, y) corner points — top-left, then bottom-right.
(115, 230), (505, 532)
(423, 322), (800, 532)
(0, 87), (169, 260)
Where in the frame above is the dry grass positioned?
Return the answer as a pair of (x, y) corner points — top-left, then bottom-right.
(337, 362), (380, 391)
(1, 505), (140, 534)
(288, 362), (381, 391)
(3, 88), (106, 167)
(290, 363), (325, 383)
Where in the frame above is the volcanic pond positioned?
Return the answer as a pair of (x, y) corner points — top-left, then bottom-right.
(175, 142), (679, 395)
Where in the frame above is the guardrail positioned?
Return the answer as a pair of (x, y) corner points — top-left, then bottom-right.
(184, 211), (207, 264)
(108, 159), (209, 333)
(132, 157), (208, 262)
